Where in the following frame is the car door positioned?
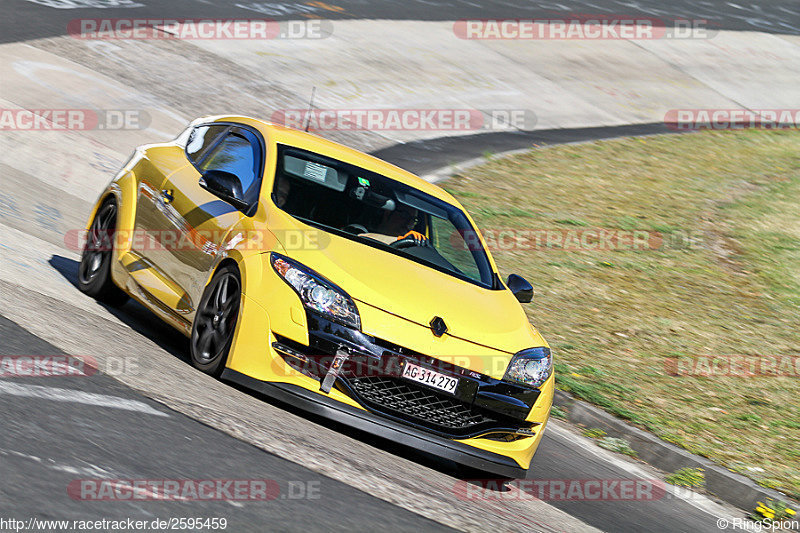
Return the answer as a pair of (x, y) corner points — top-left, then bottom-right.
(156, 124), (265, 321)
(125, 124), (227, 313)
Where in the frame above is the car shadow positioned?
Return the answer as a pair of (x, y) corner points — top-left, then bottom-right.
(225, 378), (495, 478)
(48, 255), (190, 364)
(49, 254), (514, 484)
(223, 378), (519, 484)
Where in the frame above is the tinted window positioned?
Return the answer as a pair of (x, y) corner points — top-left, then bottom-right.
(198, 129), (262, 208)
(186, 124), (228, 164)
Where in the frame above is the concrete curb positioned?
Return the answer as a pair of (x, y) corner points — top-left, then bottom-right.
(421, 148), (531, 183)
(553, 389), (794, 512)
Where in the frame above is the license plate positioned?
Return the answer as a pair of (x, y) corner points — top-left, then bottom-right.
(401, 362), (459, 395)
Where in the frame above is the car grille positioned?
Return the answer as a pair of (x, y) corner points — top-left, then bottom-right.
(347, 376), (498, 433)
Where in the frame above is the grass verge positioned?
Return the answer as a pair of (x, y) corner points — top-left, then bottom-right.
(443, 129), (800, 499)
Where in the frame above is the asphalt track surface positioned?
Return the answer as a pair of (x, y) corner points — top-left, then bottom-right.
(0, 1), (782, 532)
(0, 315), (458, 532)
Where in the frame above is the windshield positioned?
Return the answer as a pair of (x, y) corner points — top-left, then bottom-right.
(271, 144), (497, 288)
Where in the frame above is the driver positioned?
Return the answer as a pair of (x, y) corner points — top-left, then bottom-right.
(363, 204), (428, 245)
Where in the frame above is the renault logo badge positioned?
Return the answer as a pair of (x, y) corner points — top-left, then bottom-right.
(429, 316), (448, 337)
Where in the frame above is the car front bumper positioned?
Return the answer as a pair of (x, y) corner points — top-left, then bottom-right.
(221, 367), (536, 478)
(224, 305), (553, 476)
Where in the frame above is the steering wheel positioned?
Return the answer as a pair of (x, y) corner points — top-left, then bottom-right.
(342, 223), (369, 234)
(390, 235), (429, 249)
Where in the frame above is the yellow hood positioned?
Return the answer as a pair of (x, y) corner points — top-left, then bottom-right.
(274, 221), (543, 357)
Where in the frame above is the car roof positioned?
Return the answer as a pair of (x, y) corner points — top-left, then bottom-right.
(197, 114), (460, 205)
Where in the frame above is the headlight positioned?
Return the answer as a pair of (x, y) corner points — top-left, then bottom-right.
(271, 253), (361, 329)
(503, 347), (552, 388)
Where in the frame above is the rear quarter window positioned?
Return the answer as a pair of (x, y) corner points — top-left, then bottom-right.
(186, 124), (228, 164)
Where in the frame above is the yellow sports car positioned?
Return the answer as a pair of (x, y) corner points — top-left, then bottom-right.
(79, 115), (553, 477)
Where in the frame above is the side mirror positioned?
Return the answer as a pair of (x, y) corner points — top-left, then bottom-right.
(507, 274), (533, 303)
(199, 170), (249, 211)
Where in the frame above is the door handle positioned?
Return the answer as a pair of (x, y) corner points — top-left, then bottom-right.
(161, 189), (174, 204)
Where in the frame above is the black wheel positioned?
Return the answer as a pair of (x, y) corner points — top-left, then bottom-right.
(190, 264), (241, 377)
(78, 198), (128, 306)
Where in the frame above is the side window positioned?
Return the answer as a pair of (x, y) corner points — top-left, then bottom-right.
(186, 124), (228, 164)
(197, 128), (262, 208)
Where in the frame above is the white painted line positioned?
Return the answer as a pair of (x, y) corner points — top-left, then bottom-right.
(0, 380), (168, 417)
(0, 448), (122, 477)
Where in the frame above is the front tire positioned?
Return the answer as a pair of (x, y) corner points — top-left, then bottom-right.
(78, 198), (128, 306)
(190, 264), (241, 377)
